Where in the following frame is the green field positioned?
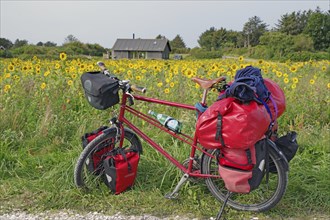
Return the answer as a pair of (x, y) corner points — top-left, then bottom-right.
(0, 56), (329, 219)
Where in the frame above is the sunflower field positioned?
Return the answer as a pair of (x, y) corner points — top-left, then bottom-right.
(0, 54), (329, 219)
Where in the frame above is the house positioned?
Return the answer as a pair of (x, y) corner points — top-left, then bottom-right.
(112, 38), (171, 59)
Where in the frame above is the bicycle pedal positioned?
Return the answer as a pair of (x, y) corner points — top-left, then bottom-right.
(164, 192), (179, 199)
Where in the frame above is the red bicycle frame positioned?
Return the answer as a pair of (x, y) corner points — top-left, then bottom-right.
(115, 91), (219, 179)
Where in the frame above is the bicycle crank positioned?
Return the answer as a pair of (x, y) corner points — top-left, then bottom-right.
(164, 174), (189, 199)
(182, 157), (201, 183)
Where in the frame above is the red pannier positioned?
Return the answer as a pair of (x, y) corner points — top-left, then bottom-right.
(196, 97), (271, 149)
(103, 148), (140, 194)
(82, 126), (114, 174)
(264, 78), (286, 118)
(218, 139), (268, 193)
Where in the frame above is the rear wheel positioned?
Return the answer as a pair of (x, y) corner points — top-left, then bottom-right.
(201, 145), (288, 212)
(74, 128), (142, 189)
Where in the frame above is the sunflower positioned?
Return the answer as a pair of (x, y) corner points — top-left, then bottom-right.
(292, 77), (299, 84)
(40, 83), (47, 90)
(157, 82), (163, 87)
(67, 80), (73, 86)
(44, 71), (50, 77)
(13, 75), (20, 81)
(5, 73), (11, 79)
(231, 64), (238, 71)
(327, 83), (330, 89)
(309, 79), (315, 85)
(284, 78), (289, 84)
(185, 68), (194, 78)
(290, 66), (297, 72)
(60, 53), (67, 61)
(239, 56), (244, 62)
(136, 75), (141, 81)
(276, 71), (283, 78)
(8, 64), (15, 72)
(164, 88), (170, 94)
(4, 84), (11, 93)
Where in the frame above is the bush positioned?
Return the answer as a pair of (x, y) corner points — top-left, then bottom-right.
(0, 50), (13, 58)
(189, 48), (223, 59)
(285, 51), (330, 61)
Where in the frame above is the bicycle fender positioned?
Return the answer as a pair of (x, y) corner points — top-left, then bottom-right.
(267, 139), (289, 172)
(103, 126), (143, 154)
(102, 126), (118, 135)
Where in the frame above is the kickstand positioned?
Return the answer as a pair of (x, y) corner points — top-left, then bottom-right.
(164, 174), (189, 199)
(215, 191), (232, 220)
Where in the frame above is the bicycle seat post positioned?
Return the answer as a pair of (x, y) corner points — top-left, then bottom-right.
(201, 89), (209, 106)
(192, 76), (226, 105)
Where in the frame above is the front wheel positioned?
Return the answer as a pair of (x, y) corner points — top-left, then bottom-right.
(201, 145), (288, 212)
(74, 127), (142, 190)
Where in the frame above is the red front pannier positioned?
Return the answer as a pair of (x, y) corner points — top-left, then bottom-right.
(103, 148), (140, 194)
(82, 126), (114, 174)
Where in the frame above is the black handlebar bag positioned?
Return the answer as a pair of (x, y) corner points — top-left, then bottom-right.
(81, 71), (119, 110)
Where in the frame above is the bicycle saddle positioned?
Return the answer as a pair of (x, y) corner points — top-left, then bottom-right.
(192, 76), (226, 89)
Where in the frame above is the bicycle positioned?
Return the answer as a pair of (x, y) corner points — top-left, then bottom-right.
(74, 62), (289, 219)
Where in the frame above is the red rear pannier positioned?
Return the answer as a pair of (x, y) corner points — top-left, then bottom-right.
(196, 97), (271, 149)
(264, 78), (286, 118)
(218, 139), (268, 193)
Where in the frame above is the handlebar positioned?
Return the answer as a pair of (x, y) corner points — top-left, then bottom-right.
(131, 85), (147, 93)
(97, 61), (147, 94)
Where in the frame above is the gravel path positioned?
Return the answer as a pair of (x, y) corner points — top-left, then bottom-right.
(0, 210), (208, 220)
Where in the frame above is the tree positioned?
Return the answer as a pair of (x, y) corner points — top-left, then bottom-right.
(0, 38), (13, 49)
(156, 34), (166, 39)
(243, 16), (268, 47)
(170, 35), (186, 49)
(276, 10), (312, 35)
(44, 41), (57, 47)
(292, 34), (314, 52)
(36, 42), (44, 46)
(198, 27), (244, 50)
(13, 39), (28, 48)
(198, 27), (216, 50)
(259, 31), (293, 58)
(212, 28), (227, 49)
(64, 34), (79, 44)
(304, 10), (330, 51)
(224, 30), (243, 48)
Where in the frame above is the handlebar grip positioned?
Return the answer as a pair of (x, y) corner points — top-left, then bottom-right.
(131, 85), (147, 93)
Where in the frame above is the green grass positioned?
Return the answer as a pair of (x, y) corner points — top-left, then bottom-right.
(0, 58), (329, 219)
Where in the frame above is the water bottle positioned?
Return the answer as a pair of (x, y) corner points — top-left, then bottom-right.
(148, 110), (182, 133)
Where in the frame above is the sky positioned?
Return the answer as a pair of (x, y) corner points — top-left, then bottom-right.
(0, 0), (329, 49)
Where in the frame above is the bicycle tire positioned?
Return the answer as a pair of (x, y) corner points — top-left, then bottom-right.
(74, 127), (142, 189)
(201, 143), (288, 212)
